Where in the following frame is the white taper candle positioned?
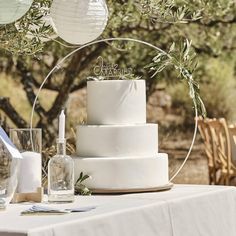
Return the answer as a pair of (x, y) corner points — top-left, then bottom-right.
(58, 110), (65, 142)
(18, 151), (42, 193)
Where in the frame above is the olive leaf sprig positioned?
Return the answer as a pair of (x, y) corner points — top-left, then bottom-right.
(146, 39), (206, 117)
(136, 0), (202, 24)
(75, 172), (92, 196)
(0, 0), (54, 55)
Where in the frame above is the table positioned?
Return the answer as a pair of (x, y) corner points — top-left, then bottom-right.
(0, 185), (236, 236)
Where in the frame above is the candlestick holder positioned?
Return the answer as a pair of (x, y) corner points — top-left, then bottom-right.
(48, 138), (74, 202)
(10, 128), (43, 203)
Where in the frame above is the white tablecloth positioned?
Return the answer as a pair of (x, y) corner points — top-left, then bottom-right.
(0, 185), (236, 236)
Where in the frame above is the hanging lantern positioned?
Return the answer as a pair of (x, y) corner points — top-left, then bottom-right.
(0, 0), (33, 25)
(50, 0), (109, 45)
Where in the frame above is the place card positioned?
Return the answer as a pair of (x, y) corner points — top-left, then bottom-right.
(21, 205), (96, 215)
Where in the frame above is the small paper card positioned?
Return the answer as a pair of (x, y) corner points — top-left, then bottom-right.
(21, 205), (69, 215)
(21, 205), (96, 215)
(0, 127), (22, 159)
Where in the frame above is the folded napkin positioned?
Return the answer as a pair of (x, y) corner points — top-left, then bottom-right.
(21, 205), (96, 215)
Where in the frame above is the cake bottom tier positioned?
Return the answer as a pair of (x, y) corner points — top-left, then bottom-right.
(74, 153), (169, 191)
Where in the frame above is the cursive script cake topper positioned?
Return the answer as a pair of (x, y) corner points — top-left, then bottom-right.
(93, 56), (134, 79)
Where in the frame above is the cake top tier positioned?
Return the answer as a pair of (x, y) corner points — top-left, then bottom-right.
(87, 79), (146, 125)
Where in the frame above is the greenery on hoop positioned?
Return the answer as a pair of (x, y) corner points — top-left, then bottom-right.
(89, 39), (206, 117)
(146, 39), (206, 117)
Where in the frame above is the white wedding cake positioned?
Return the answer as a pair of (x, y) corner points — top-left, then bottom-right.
(74, 80), (169, 192)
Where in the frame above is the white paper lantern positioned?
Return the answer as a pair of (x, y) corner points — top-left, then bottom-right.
(50, 0), (109, 45)
(0, 0), (33, 25)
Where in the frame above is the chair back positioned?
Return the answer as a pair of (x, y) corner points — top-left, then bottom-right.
(197, 118), (214, 163)
(197, 117), (215, 183)
(206, 118), (233, 184)
(229, 126), (236, 162)
(229, 126), (236, 145)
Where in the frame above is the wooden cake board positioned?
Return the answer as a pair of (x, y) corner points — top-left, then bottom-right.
(91, 183), (174, 194)
(11, 187), (44, 203)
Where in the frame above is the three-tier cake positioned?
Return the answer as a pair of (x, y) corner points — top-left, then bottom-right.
(74, 79), (169, 192)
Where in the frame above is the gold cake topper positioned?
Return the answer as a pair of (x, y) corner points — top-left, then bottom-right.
(93, 56), (134, 78)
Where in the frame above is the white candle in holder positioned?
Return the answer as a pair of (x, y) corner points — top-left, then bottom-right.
(59, 110), (65, 142)
(18, 151), (42, 193)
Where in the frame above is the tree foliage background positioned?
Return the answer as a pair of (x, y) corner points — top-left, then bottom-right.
(0, 0), (236, 146)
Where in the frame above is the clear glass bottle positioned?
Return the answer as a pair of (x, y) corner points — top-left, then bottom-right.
(48, 139), (74, 202)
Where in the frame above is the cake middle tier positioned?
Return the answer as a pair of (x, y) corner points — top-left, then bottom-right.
(76, 124), (158, 157)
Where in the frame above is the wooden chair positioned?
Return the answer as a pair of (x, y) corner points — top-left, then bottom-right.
(229, 125), (236, 164)
(229, 126), (236, 143)
(197, 117), (217, 184)
(207, 118), (236, 185)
